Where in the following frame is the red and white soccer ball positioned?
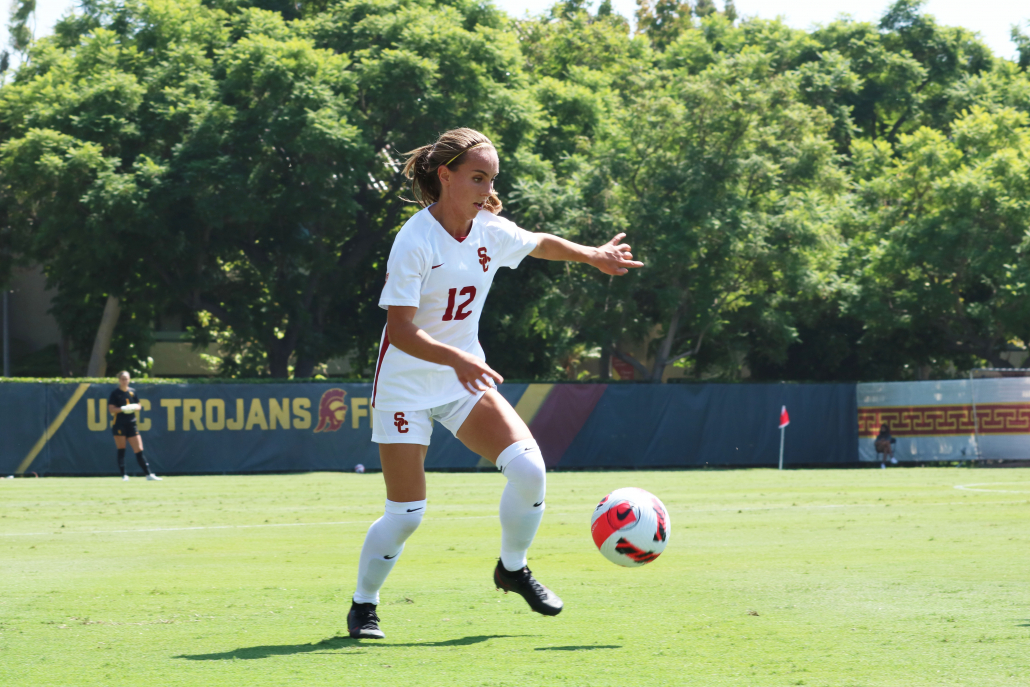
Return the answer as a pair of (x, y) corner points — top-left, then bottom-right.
(590, 487), (671, 567)
(354, 463), (365, 474)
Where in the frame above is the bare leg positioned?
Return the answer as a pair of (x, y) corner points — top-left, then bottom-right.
(379, 443), (428, 501)
(456, 389), (533, 463)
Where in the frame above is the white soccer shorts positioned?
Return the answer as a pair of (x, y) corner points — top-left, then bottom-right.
(371, 389), (486, 445)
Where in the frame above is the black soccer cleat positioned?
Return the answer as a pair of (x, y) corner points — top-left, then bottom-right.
(347, 601), (385, 639)
(493, 559), (563, 616)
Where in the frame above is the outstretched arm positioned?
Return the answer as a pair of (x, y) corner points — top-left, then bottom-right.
(529, 232), (644, 275)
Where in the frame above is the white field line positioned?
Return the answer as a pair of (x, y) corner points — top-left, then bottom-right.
(1, 495), (1025, 538)
(0, 515), (494, 537)
(954, 482), (1030, 494)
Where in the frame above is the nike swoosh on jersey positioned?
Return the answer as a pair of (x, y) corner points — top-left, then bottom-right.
(431, 263), (444, 269)
(384, 554), (396, 560)
(533, 501), (544, 507)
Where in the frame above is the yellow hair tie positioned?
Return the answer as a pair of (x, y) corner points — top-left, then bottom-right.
(444, 141), (488, 167)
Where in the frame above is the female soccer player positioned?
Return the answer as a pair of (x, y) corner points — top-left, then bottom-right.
(108, 371), (161, 481)
(347, 128), (642, 639)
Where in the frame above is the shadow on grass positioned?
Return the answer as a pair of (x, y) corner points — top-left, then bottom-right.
(535, 645), (621, 651)
(177, 635), (521, 660)
(1018, 620), (1030, 627)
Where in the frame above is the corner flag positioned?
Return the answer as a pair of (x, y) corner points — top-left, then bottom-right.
(778, 405), (789, 470)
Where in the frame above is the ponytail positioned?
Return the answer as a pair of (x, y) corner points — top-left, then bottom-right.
(402, 128), (501, 212)
(401, 144), (440, 208)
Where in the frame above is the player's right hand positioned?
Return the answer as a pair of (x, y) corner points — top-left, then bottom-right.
(452, 352), (503, 394)
(591, 233), (644, 276)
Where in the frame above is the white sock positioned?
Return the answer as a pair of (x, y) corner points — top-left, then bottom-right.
(496, 439), (546, 572)
(352, 499), (426, 605)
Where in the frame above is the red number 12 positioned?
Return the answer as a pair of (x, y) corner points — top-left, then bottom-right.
(443, 286), (477, 321)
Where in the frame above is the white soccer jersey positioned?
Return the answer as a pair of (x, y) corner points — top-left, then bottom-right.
(372, 207), (539, 410)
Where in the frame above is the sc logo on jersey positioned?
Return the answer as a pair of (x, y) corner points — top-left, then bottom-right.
(394, 412), (409, 434)
(478, 247), (490, 272)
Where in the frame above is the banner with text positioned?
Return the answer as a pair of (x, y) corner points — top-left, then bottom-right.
(0, 381), (858, 475)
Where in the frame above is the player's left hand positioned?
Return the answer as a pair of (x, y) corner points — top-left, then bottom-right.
(591, 233), (644, 276)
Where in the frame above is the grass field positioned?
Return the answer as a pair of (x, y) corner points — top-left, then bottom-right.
(2, 468), (1028, 687)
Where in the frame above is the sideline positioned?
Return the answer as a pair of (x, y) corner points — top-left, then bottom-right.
(955, 482), (1030, 494)
(2, 497), (1025, 538)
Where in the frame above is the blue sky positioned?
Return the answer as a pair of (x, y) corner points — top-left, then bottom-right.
(13, 0), (1029, 61)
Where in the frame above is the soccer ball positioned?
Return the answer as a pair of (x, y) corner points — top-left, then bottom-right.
(590, 487), (670, 567)
(354, 463), (365, 474)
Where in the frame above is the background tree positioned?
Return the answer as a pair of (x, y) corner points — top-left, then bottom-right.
(543, 54), (842, 381)
(1013, 23), (1030, 71)
(2, 0), (1028, 381)
(848, 107), (1030, 374)
(0, 0), (540, 377)
(635, 0), (691, 50)
(0, 4), (166, 375)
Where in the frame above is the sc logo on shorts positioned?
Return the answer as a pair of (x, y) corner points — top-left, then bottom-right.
(394, 412), (409, 434)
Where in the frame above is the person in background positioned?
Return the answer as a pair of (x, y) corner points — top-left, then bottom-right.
(874, 423), (897, 469)
(109, 371), (161, 481)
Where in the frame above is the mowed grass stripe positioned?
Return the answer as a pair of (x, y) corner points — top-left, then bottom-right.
(1, 498), (1025, 537)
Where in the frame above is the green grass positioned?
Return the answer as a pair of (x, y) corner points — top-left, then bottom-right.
(2, 468), (1028, 686)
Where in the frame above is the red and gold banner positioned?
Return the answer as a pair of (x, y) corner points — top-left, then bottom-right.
(861, 399), (1030, 438)
(859, 403), (1030, 437)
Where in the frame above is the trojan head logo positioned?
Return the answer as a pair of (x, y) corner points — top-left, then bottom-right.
(314, 388), (348, 433)
(478, 247), (491, 272)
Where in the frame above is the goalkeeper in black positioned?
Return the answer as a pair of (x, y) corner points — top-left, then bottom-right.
(109, 371), (161, 481)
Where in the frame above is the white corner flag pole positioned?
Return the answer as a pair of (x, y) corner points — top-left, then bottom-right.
(778, 405), (789, 470)
(778, 425), (785, 471)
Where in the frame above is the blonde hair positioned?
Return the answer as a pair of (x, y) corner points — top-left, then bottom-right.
(402, 128), (502, 212)
(117, 371), (130, 380)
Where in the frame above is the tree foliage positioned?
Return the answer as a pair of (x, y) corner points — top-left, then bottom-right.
(1, 0), (537, 377)
(2, 0), (1029, 381)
